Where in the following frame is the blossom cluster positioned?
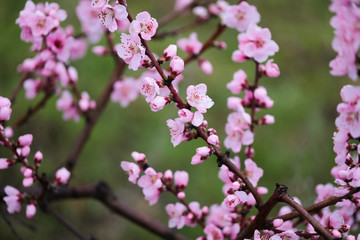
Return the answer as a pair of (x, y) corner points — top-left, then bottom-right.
(17, 0), (97, 122)
(329, 0), (360, 81)
(0, 96), (71, 220)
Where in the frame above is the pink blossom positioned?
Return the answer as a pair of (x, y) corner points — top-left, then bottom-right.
(78, 92), (96, 112)
(244, 159), (263, 187)
(193, 6), (209, 20)
(220, 2), (260, 32)
(0, 96), (12, 121)
(207, 204), (234, 228)
(273, 219), (283, 228)
(46, 28), (72, 62)
(224, 191), (248, 208)
(162, 44), (177, 61)
(117, 33), (145, 71)
(129, 11), (158, 40)
(55, 167), (71, 185)
(110, 78), (140, 107)
(3, 186), (22, 214)
(170, 56), (185, 76)
(186, 83), (214, 113)
(232, 49), (248, 63)
(178, 109), (194, 123)
(315, 183), (337, 203)
(177, 32), (203, 55)
(137, 167), (163, 205)
(191, 146), (212, 165)
(98, 4), (128, 32)
(56, 91), (79, 122)
(174, 171), (189, 190)
(69, 38), (88, 61)
(92, 45), (107, 55)
(226, 69), (248, 94)
(21, 146), (31, 157)
(120, 161), (141, 184)
(140, 77), (160, 102)
(204, 224), (224, 240)
(18, 134), (33, 147)
(174, 0), (193, 11)
(4, 127), (13, 138)
(265, 59), (280, 78)
(165, 203), (187, 229)
(199, 59), (213, 75)
(166, 118), (185, 147)
(192, 111), (204, 127)
(208, 1), (229, 16)
(260, 114), (275, 125)
(77, 0), (104, 43)
(91, 0), (108, 9)
(26, 203), (37, 218)
(23, 176), (34, 187)
(0, 158), (12, 169)
(164, 169), (173, 181)
(34, 151), (43, 168)
(131, 151), (146, 164)
(28, 11), (56, 37)
(238, 24), (279, 63)
(227, 97), (243, 112)
(150, 96), (169, 112)
(224, 111), (253, 153)
(208, 135), (220, 146)
(23, 78), (41, 99)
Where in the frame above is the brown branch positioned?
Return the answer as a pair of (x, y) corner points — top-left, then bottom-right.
(237, 184), (287, 240)
(64, 61), (125, 171)
(64, 31), (125, 172)
(45, 204), (94, 240)
(9, 72), (32, 104)
(281, 194), (334, 239)
(11, 91), (53, 131)
(272, 187), (360, 222)
(48, 182), (189, 240)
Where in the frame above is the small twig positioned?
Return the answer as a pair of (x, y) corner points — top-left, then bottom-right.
(237, 184), (287, 240)
(45, 204), (94, 240)
(272, 187), (360, 222)
(9, 72), (32, 104)
(0, 204), (24, 240)
(281, 194), (334, 240)
(11, 91), (53, 131)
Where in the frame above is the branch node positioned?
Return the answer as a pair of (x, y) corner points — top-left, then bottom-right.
(217, 151), (230, 167)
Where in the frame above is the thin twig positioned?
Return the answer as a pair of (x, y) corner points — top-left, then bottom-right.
(9, 72), (32, 104)
(281, 194), (334, 240)
(45, 204), (94, 240)
(11, 91), (53, 131)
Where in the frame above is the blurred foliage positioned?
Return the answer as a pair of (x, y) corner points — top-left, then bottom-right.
(0, 0), (354, 239)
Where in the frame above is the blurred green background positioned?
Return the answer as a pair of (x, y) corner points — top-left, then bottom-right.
(0, 0), (354, 239)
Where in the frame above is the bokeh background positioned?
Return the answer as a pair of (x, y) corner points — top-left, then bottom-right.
(0, 0), (354, 239)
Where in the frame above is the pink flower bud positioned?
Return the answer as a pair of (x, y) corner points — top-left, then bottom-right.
(0, 158), (11, 169)
(202, 206), (209, 215)
(26, 203), (36, 218)
(207, 128), (217, 135)
(150, 96), (169, 112)
(162, 44), (177, 61)
(174, 171), (189, 189)
(232, 181), (240, 191)
(265, 59), (280, 78)
(23, 177), (34, 187)
(4, 127), (13, 138)
(34, 151), (43, 168)
(131, 151), (147, 164)
(0, 97), (12, 121)
(68, 66), (78, 83)
(92, 45), (107, 56)
(21, 146), (30, 157)
(18, 134), (33, 147)
(332, 230), (341, 238)
(170, 56), (184, 76)
(196, 146), (212, 157)
(214, 41), (227, 50)
(164, 170), (173, 181)
(273, 219), (283, 228)
(55, 167), (71, 185)
(199, 59), (213, 75)
(177, 191), (186, 199)
(262, 114), (275, 125)
(257, 186), (268, 195)
(232, 49), (247, 63)
(23, 168), (33, 178)
(207, 135), (219, 145)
